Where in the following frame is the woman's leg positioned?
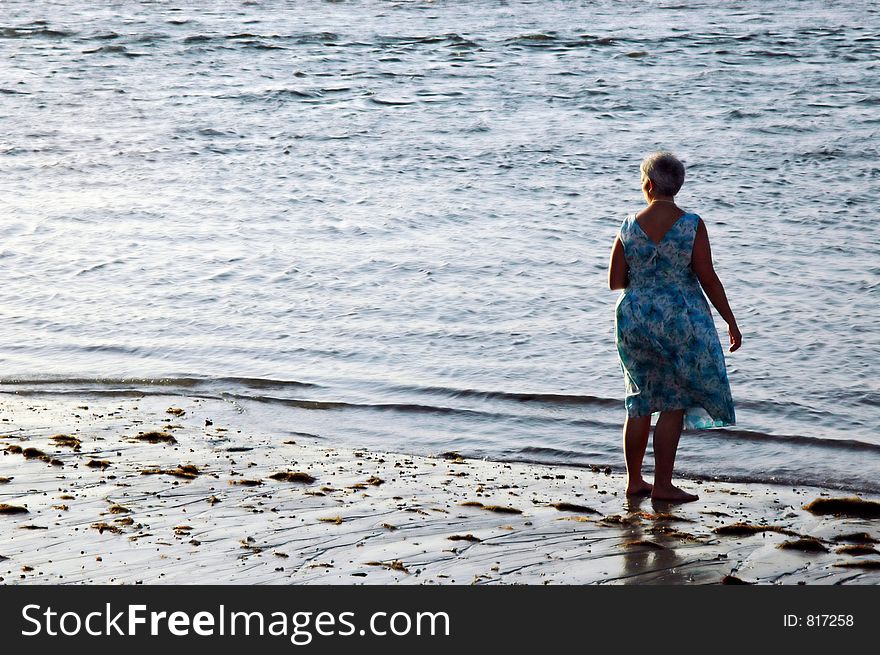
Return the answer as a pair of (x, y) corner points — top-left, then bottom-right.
(651, 409), (698, 502)
(623, 414), (653, 495)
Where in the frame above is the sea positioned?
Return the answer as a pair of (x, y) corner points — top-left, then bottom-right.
(1, 0), (878, 493)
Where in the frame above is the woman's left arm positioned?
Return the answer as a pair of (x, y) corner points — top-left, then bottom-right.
(608, 235), (628, 291)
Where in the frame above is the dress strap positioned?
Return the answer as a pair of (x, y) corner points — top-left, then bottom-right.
(681, 212), (700, 253)
(617, 214), (635, 252)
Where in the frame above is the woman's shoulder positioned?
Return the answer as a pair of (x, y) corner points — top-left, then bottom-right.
(686, 212), (707, 233)
(676, 211), (702, 231)
(682, 214), (703, 229)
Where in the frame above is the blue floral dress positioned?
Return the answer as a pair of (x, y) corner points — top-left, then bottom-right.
(615, 212), (735, 429)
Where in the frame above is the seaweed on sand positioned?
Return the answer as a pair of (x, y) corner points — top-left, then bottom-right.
(269, 471), (315, 483)
(713, 523), (799, 537)
(448, 534), (481, 542)
(133, 431), (177, 444)
(0, 504), (28, 515)
(802, 497), (880, 519)
(777, 537), (828, 553)
(835, 544), (879, 556)
(551, 502), (600, 515)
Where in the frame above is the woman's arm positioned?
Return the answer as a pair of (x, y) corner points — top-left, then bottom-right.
(608, 235), (628, 291)
(691, 218), (742, 352)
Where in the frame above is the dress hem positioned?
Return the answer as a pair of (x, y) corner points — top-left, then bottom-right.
(624, 403), (735, 429)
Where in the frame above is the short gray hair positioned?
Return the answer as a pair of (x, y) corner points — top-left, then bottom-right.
(640, 151), (685, 196)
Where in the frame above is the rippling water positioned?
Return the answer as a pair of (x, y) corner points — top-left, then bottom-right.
(2, 1), (878, 492)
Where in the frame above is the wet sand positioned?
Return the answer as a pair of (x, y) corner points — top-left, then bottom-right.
(1, 394), (878, 585)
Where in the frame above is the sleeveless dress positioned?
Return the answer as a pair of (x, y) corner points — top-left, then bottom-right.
(614, 212), (735, 429)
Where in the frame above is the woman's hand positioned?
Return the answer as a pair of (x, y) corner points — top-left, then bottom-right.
(728, 322), (742, 352)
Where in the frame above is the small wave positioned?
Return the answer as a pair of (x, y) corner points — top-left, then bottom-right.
(268, 88), (324, 99)
(495, 455), (879, 494)
(516, 445), (587, 460)
(6, 389), (150, 399)
(577, 35), (615, 46)
(506, 33), (558, 45)
(182, 31), (338, 46)
(375, 33), (477, 48)
(748, 49), (799, 58)
(579, 88), (611, 96)
(506, 32), (617, 50)
(794, 147), (846, 161)
(82, 45), (149, 58)
(239, 40), (288, 50)
(220, 34), (289, 50)
(80, 344), (144, 355)
(682, 470), (880, 495)
(0, 26), (74, 39)
(220, 376), (320, 390)
(699, 427), (880, 453)
(284, 31), (339, 44)
(76, 259), (122, 275)
(225, 32), (263, 40)
(380, 382), (621, 408)
(218, 88), (324, 103)
(86, 32), (121, 41)
(725, 108), (761, 119)
(857, 392), (880, 407)
(225, 393), (517, 420)
(0, 375), (320, 391)
(221, 386), (880, 456)
(196, 127), (241, 137)
(369, 96), (416, 106)
(129, 33), (171, 45)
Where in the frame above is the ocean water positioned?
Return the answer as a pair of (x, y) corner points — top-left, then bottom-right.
(1, 0), (878, 493)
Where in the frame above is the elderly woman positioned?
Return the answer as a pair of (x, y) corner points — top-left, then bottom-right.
(608, 152), (741, 502)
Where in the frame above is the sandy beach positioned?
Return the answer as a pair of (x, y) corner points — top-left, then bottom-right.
(1, 393), (878, 585)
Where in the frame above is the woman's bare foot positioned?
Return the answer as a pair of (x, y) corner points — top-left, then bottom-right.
(650, 483), (698, 503)
(625, 478), (653, 496)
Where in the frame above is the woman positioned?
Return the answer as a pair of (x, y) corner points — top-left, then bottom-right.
(608, 152), (741, 503)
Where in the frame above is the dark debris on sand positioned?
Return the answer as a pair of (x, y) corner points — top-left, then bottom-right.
(133, 431), (177, 444)
(833, 560), (880, 569)
(448, 534), (481, 542)
(777, 537), (828, 553)
(551, 502), (600, 515)
(713, 522), (799, 537)
(721, 575), (753, 585)
(835, 544), (879, 556)
(0, 504), (29, 515)
(831, 532), (877, 544)
(141, 464), (199, 479)
(803, 497), (880, 519)
(50, 434), (82, 450)
(269, 471), (316, 484)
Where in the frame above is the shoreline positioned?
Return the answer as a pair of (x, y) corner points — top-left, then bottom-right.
(1, 393), (878, 585)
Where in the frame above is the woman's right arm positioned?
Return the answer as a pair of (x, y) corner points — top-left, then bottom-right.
(691, 219), (742, 352)
(608, 235), (628, 291)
